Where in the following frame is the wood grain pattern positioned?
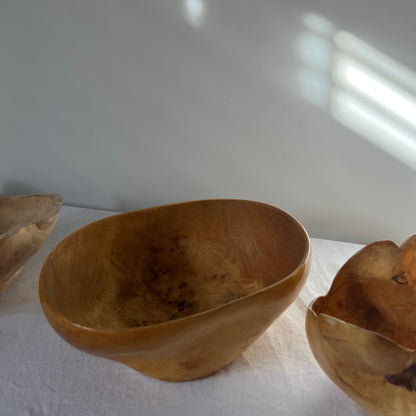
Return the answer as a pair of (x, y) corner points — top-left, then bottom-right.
(307, 234), (416, 416)
(0, 194), (62, 293)
(39, 199), (311, 381)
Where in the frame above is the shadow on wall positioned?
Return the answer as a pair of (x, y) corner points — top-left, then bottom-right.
(1, 181), (48, 196)
(298, 13), (416, 172)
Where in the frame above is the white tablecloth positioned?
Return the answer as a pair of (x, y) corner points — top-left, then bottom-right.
(0, 206), (368, 416)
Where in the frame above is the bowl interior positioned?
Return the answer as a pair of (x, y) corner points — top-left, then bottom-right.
(41, 200), (309, 330)
(0, 195), (58, 236)
(311, 238), (416, 349)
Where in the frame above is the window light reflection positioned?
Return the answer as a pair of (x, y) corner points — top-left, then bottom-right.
(297, 33), (333, 72)
(299, 13), (416, 170)
(332, 88), (416, 170)
(333, 53), (416, 129)
(184, 0), (205, 28)
(303, 13), (335, 36)
(335, 31), (416, 94)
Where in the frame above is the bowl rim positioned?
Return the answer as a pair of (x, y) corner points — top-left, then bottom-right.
(39, 198), (311, 335)
(0, 193), (63, 240)
(307, 296), (416, 352)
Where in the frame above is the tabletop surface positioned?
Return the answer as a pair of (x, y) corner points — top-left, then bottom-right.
(0, 205), (367, 416)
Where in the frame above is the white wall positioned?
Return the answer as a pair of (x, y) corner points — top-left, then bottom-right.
(1, 0), (416, 244)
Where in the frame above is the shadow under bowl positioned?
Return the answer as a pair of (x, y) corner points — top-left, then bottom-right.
(40, 199), (310, 381)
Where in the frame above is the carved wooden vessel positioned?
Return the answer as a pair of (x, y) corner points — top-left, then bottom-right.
(307, 235), (416, 415)
(0, 194), (62, 293)
(40, 199), (310, 381)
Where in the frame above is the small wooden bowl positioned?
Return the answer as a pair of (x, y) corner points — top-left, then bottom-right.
(39, 199), (311, 381)
(306, 235), (416, 415)
(0, 194), (62, 293)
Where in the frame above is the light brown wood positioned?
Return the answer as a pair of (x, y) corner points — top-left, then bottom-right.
(306, 235), (416, 416)
(39, 199), (311, 381)
(0, 194), (62, 293)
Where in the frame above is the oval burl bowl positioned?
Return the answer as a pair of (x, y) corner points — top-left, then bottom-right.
(0, 193), (62, 293)
(306, 234), (416, 416)
(39, 199), (311, 382)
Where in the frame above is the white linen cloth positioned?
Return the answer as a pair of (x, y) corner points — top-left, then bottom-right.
(0, 206), (368, 416)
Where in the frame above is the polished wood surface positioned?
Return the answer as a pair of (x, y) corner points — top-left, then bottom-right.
(40, 199), (311, 381)
(0, 194), (62, 293)
(307, 235), (416, 416)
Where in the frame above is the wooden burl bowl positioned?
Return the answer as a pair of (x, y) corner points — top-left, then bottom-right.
(0, 193), (62, 293)
(306, 235), (416, 415)
(39, 199), (311, 381)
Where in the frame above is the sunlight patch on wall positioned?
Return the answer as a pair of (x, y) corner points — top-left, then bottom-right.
(183, 0), (205, 28)
(333, 52), (416, 130)
(296, 14), (335, 108)
(332, 88), (416, 170)
(334, 31), (416, 94)
(299, 13), (416, 170)
(303, 13), (336, 36)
